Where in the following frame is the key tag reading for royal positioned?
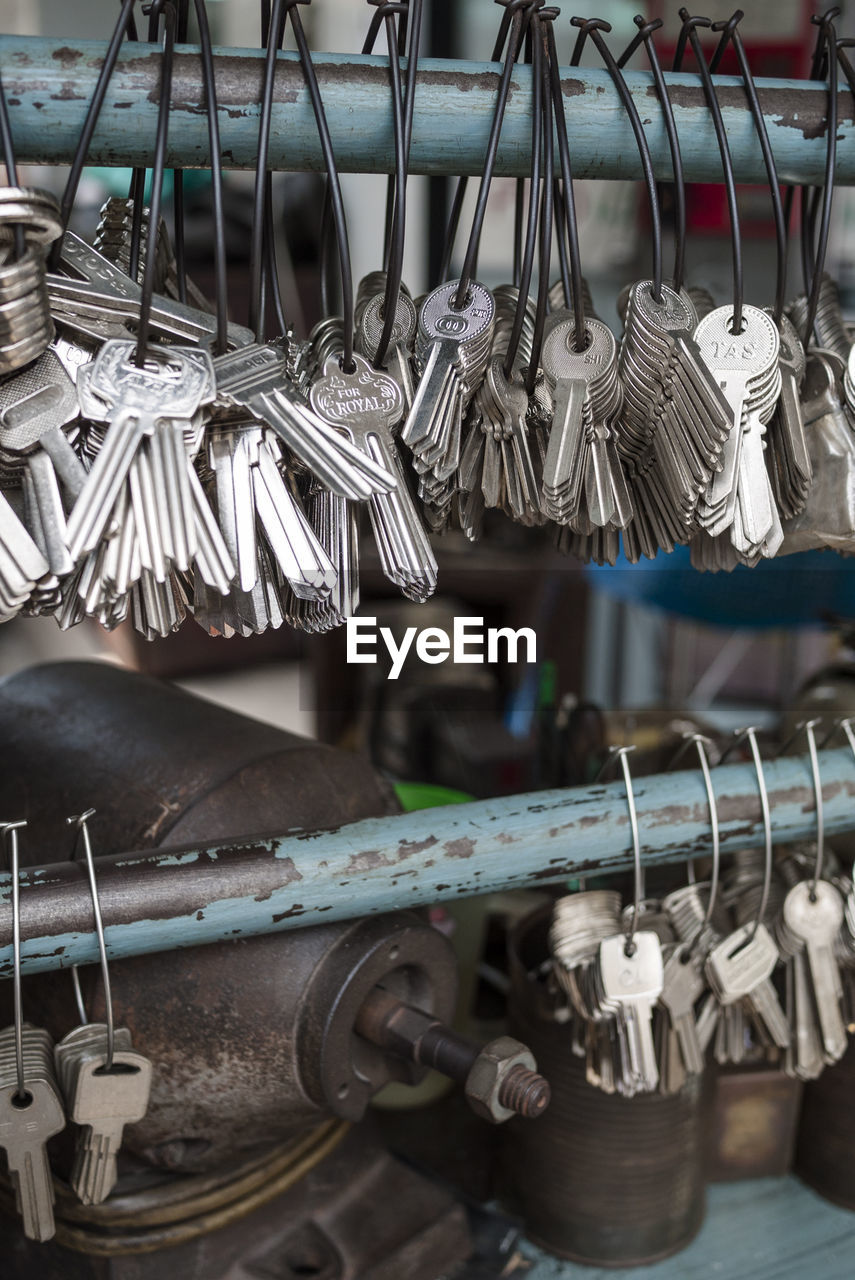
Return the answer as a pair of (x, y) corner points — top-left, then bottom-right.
(310, 353), (403, 438)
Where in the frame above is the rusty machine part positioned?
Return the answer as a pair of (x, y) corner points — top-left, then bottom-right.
(500, 906), (710, 1267)
(794, 1037), (855, 1209)
(0, 662), (480, 1278)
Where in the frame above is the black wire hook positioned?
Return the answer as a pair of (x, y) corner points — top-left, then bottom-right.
(439, 0), (537, 288)
(286, 0), (356, 369)
(784, 7), (839, 296)
(452, 1), (537, 311)
(673, 11), (744, 334)
(618, 16), (686, 295)
(545, 15), (585, 344)
(134, 0), (177, 367)
(194, 0), (228, 356)
(503, 6), (545, 378)
(48, 0), (138, 271)
(250, 0), (284, 341)
(570, 16), (663, 306)
(800, 10), (840, 348)
(710, 11), (787, 325)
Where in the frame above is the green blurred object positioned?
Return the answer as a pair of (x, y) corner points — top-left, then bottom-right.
(393, 781), (474, 811)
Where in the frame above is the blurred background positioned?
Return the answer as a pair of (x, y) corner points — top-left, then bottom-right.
(1, 0), (855, 797)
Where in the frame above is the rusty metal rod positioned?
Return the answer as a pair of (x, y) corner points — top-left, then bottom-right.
(0, 748), (853, 980)
(0, 36), (852, 183)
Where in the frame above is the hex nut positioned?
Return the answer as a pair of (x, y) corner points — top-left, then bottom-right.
(464, 1035), (537, 1124)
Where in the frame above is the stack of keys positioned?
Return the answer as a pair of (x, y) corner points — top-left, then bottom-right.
(540, 315), (630, 533)
(596, 930), (664, 1096)
(764, 312), (810, 521)
(309, 352), (437, 603)
(401, 279), (495, 527)
(286, 484), (360, 633)
(208, 419), (336, 609)
(92, 196), (171, 291)
(55, 1023), (152, 1205)
(0, 187), (64, 376)
(67, 339), (228, 582)
(0, 347), (88, 578)
(694, 304), (782, 563)
(0, 1022), (66, 1241)
(459, 356), (541, 526)
(617, 282), (731, 546)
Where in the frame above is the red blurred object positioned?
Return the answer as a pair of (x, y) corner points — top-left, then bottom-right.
(648, 1), (815, 237)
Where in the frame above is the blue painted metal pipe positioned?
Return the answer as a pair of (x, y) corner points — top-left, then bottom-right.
(0, 37), (851, 184)
(0, 748), (853, 979)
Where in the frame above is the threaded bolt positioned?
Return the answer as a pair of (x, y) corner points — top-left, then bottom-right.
(499, 1063), (551, 1118)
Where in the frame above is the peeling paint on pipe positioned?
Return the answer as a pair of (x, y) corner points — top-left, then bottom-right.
(1, 749), (854, 978)
(0, 37), (852, 183)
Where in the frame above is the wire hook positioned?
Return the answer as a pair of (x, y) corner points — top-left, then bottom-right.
(67, 810), (116, 1072)
(674, 10), (744, 334)
(570, 16), (663, 306)
(666, 732), (721, 933)
(596, 744), (643, 955)
(2, 820), (29, 1102)
(710, 10), (787, 325)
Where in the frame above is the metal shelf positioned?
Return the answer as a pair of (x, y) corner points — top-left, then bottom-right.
(0, 36), (851, 183)
(1, 747), (852, 978)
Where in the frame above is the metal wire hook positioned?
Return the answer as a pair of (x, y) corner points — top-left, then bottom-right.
(618, 16), (686, 294)
(674, 10), (744, 334)
(67, 809), (115, 1072)
(720, 727), (772, 941)
(2, 820), (29, 1102)
(595, 745), (643, 955)
(570, 16), (663, 306)
(665, 732), (721, 930)
(524, 7), (556, 391)
(778, 719), (826, 896)
(710, 10), (787, 324)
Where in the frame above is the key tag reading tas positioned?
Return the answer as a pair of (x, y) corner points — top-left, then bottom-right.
(54, 810), (153, 1206)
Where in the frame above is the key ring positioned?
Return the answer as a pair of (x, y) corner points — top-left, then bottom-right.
(133, 0), (178, 367)
(451, 1), (537, 311)
(720, 727), (772, 942)
(285, 0), (357, 370)
(595, 744), (643, 957)
(674, 10), (744, 335)
(362, 1), (419, 368)
(665, 732), (721, 938)
(440, 0), (537, 289)
(778, 718), (826, 897)
(2, 820), (29, 1102)
(570, 16), (663, 310)
(543, 13), (585, 346)
(617, 17), (686, 296)
(524, 7), (556, 392)
(67, 809), (116, 1072)
(503, 6), (545, 380)
(0, 68), (25, 260)
(710, 10), (787, 326)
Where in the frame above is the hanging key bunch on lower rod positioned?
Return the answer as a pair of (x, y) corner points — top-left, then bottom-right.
(0, 3), (850, 638)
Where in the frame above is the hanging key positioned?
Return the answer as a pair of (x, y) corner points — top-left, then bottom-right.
(0, 1023), (66, 1241)
(705, 922), (790, 1051)
(781, 880), (847, 1064)
(597, 930), (663, 1095)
